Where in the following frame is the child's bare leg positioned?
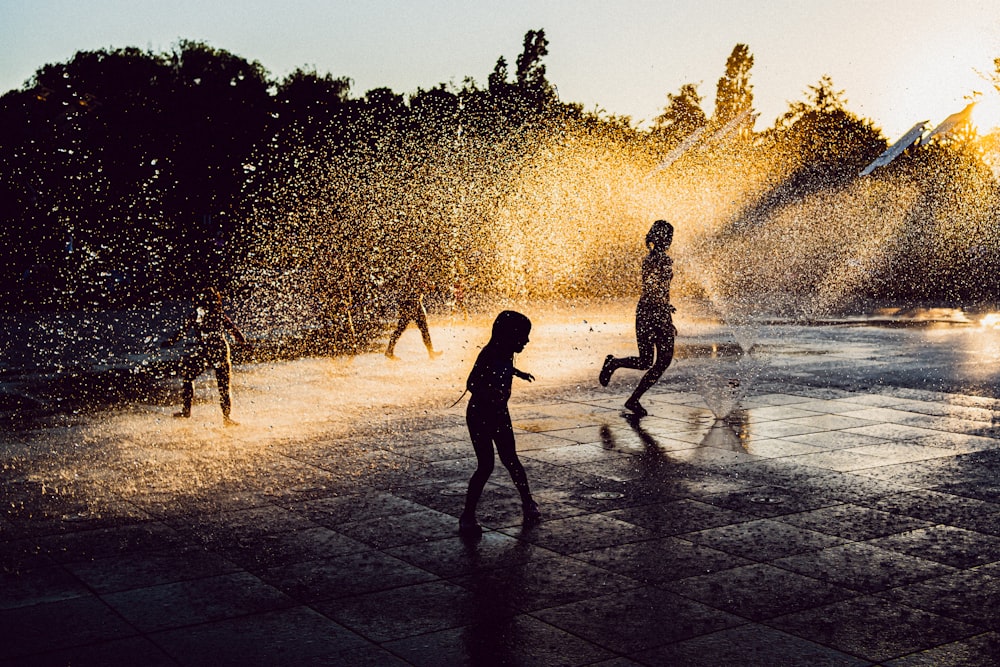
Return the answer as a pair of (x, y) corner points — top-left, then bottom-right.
(215, 366), (236, 425)
(385, 316), (410, 358)
(175, 380), (194, 418)
(462, 414), (495, 532)
(414, 307), (438, 357)
(495, 423), (539, 521)
(626, 332), (675, 417)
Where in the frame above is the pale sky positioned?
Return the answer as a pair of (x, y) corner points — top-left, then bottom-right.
(2, 0), (1000, 138)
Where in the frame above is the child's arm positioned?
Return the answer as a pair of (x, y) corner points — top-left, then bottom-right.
(514, 367), (534, 382)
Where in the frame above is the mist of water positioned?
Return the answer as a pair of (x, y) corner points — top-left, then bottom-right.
(8, 109), (1000, 513)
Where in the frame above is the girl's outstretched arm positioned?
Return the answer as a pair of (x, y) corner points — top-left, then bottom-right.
(514, 368), (534, 382)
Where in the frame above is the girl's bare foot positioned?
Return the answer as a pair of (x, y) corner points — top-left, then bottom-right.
(624, 399), (647, 417)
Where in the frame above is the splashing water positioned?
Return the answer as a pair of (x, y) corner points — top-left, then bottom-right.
(9, 89), (1000, 520)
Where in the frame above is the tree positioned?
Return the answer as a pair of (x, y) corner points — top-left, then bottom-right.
(274, 67), (353, 143)
(650, 83), (707, 149)
(515, 29), (556, 109)
(712, 43), (755, 138)
(768, 76), (882, 171)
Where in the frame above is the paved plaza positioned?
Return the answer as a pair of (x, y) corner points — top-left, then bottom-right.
(3, 319), (1000, 665)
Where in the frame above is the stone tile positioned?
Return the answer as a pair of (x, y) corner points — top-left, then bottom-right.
(680, 518), (849, 560)
(876, 569), (1000, 627)
(662, 562), (856, 620)
(65, 546), (240, 594)
(9, 636), (178, 667)
(36, 521), (188, 564)
(803, 471), (918, 504)
(0, 595), (139, 660)
(500, 512), (657, 555)
(910, 431), (1000, 454)
(571, 535), (752, 584)
(533, 586), (742, 654)
(741, 393), (814, 407)
(867, 525), (1000, 569)
(789, 398), (879, 414)
(520, 442), (631, 465)
(784, 429), (893, 450)
(697, 486), (840, 518)
(859, 489), (1000, 535)
(288, 489), (432, 528)
(0, 536), (54, 573)
(836, 393), (913, 408)
(382, 614), (615, 666)
(745, 405), (825, 422)
(772, 542), (956, 593)
(151, 606), (371, 666)
(450, 554), (642, 612)
(936, 479), (1000, 505)
(841, 422), (944, 442)
(0, 564), (89, 610)
(767, 595), (981, 663)
(608, 498), (757, 536)
(783, 413), (881, 431)
(774, 503), (935, 540)
(12, 340), (1000, 663)
(401, 439), (479, 462)
(848, 441), (960, 465)
(511, 431), (583, 450)
(102, 571), (293, 632)
(741, 437), (826, 458)
(635, 622), (870, 666)
(208, 524), (371, 570)
(786, 448), (898, 472)
(170, 503), (318, 544)
(335, 508), (460, 549)
(748, 420), (830, 438)
(883, 632), (1000, 666)
(261, 551), (436, 602)
(385, 531), (560, 578)
(837, 407), (928, 424)
(316, 580), (478, 642)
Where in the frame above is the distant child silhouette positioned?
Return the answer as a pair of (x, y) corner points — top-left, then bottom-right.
(459, 310), (540, 536)
(385, 266), (441, 360)
(599, 220), (677, 417)
(161, 287), (246, 425)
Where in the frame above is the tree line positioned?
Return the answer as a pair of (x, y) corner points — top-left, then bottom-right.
(2, 32), (999, 349)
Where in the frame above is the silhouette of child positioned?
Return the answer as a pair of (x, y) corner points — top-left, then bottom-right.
(161, 287), (246, 425)
(599, 220), (677, 417)
(459, 310), (540, 536)
(385, 268), (441, 360)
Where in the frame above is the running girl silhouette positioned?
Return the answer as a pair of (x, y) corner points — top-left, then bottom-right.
(599, 220), (677, 417)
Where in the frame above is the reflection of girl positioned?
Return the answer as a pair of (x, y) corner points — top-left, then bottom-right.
(599, 220), (676, 417)
(161, 287), (246, 425)
(460, 310), (540, 536)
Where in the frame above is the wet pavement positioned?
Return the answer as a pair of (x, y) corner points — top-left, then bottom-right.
(4, 318), (1000, 665)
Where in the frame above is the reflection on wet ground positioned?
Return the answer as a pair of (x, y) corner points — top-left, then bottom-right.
(3, 303), (1000, 664)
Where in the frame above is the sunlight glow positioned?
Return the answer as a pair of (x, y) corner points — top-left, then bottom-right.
(973, 93), (1000, 135)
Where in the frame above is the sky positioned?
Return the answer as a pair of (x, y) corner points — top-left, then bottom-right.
(2, 0), (1000, 139)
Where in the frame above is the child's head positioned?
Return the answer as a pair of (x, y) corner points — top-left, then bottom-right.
(490, 310), (531, 352)
(646, 220), (674, 250)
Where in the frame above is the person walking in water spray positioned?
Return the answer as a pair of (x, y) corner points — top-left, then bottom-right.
(599, 220), (677, 417)
(161, 287), (246, 426)
(385, 266), (441, 360)
(459, 310), (541, 536)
